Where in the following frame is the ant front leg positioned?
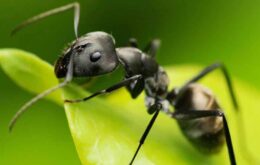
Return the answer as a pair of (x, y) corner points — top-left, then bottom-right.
(172, 110), (236, 165)
(65, 75), (142, 103)
(144, 39), (161, 58)
(128, 38), (139, 48)
(175, 63), (238, 110)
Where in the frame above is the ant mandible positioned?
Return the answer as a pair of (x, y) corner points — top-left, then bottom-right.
(9, 2), (238, 165)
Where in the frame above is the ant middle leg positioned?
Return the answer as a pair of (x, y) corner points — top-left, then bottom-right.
(130, 102), (162, 165)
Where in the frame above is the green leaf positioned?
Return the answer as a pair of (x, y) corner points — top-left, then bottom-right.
(0, 49), (259, 164)
(0, 49), (61, 105)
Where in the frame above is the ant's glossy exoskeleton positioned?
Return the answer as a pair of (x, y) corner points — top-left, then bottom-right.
(9, 2), (238, 165)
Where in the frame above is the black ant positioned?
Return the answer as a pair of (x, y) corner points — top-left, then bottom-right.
(9, 2), (238, 165)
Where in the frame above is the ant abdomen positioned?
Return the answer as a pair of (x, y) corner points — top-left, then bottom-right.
(174, 84), (225, 153)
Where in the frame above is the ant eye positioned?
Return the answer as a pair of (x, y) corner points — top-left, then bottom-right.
(90, 51), (102, 62)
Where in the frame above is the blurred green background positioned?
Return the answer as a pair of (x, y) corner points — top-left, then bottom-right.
(0, 0), (260, 164)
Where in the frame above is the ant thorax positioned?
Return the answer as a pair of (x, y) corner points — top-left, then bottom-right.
(116, 47), (170, 113)
(144, 67), (169, 98)
(144, 67), (170, 114)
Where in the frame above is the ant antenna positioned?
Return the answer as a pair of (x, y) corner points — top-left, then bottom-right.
(9, 54), (74, 132)
(9, 2), (80, 131)
(11, 2), (80, 38)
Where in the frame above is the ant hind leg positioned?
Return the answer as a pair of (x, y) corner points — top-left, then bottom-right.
(172, 110), (236, 165)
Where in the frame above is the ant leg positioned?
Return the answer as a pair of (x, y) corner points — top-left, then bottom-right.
(144, 39), (161, 58)
(9, 55), (74, 132)
(176, 63), (238, 110)
(130, 103), (162, 165)
(128, 38), (138, 48)
(126, 78), (144, 99)
(65, 75), (142, 103)
(172, 110), (236, 165)
(11, 2), (80, 38)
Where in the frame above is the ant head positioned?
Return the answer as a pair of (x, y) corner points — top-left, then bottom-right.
(55, 31), (119, 78)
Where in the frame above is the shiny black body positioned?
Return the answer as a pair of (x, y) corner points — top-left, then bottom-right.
(10, 2), (238, 165)
(53, 31), (236, 164)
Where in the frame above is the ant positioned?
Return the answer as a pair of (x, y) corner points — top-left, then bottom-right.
(9, 2), (238, 165)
